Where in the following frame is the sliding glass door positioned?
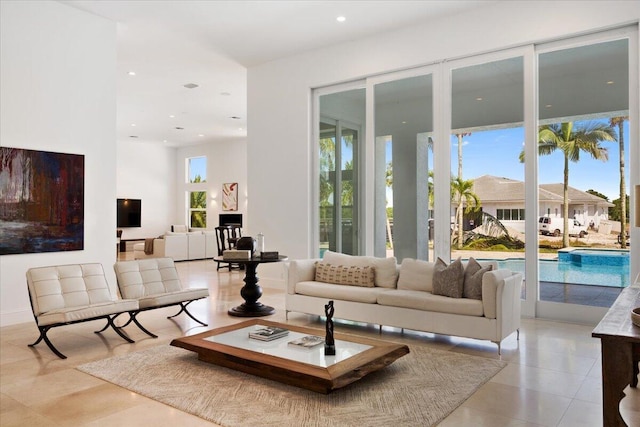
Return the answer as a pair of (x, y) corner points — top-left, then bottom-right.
(313, 26), (637, 323)
(536, 33), (632, 319)
(318, 88), (364, 256)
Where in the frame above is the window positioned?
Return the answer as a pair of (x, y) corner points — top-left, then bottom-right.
(189, 191), (206, 228)
(497, 209), (525, 220)
(187, 156), (206, 183)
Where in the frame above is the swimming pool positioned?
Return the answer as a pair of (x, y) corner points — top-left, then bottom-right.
(493, 252), (631, 288)
(557, 248), (629, 267)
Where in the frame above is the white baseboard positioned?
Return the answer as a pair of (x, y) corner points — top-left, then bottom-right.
(1, 309), (33, 327)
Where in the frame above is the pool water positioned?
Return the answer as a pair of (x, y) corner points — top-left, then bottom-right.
(494, 256), (631, 288)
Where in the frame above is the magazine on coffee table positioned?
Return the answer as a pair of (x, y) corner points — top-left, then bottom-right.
(248, 326), (289, 341)
(288, 335), (324, 348)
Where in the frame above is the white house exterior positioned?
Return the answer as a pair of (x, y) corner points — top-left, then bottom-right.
(455, 175), (614, 233)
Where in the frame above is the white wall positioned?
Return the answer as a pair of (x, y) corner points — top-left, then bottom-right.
(247, 1), (640, 280)
(116, 140), (176, 240)
(0, 1), (117, 325)
(176, 139), (248, 232)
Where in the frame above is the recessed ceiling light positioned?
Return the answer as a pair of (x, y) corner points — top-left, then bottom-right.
(476, 97), (483, 101)
(220, 92), (231, 96)
(131, 123), (136, 127)
(198, 134), (204, 137)
(169, 115), (175, 118)
(545, 104), (553, 108)
(129, 135), (138, 138)
(183, 83), (199, 89)
(175, 127), (184, 130)
(337, 16), (346, 23)
(402, 121), (407, 124)
(163, 140), (168, 143)
(606, 80), (614, 85)
(127, 71), (136, 76)
(230, 116), (241, 120)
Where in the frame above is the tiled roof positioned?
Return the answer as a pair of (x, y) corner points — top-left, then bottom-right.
(469, 175), (613, 207)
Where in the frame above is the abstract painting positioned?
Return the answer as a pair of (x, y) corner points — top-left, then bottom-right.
(0, 147), (84, 255)
(222, 182), (238, 211)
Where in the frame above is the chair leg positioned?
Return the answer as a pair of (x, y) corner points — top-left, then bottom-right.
(167, 301), (208, 326)
(126, 312), (158, 338)
(29, 326), (67, 359)
(94, 319), (110, 333)
(98, 315), (135, 343)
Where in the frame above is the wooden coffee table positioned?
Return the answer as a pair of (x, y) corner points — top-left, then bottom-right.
(170, 319), (409, 394)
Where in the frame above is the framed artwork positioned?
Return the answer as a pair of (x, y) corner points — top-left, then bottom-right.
(222, 182), (238, 211)
(0, 147), (84, 255)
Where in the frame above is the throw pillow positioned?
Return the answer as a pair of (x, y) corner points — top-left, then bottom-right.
(397, 258), (435, 292)
(432, 257), (464, 298)
(463, 257), (493, 300)
(315, 262), (375, 287)
(322, 250), (398, 288)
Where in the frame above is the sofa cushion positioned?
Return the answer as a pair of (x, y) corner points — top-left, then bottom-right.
(315, 262), (375, 287)
(171, 225), (188, 233)
(463, 257), (493, 300)
(397, 258), (435, 292)
(322, 250), (398, 288)
(294, 281), (389, 304)
(377, 289), (483, 316)
(432, 257), (464, 298)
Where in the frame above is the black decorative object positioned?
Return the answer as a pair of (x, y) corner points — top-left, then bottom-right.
(324, 300), (335, 356)
(236, 236), (256, 255)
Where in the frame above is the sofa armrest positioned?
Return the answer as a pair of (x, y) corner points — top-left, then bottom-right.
(287, 259), (320, 294)
(481, 269), (518, 319)
(153, 238), (166, 256)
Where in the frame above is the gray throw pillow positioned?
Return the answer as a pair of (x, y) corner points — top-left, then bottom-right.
(463, 257), (493, 300)
(432, 257), (464, 298)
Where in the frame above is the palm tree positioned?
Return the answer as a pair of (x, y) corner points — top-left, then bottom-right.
(522, 121), (615, 247)
(455, 133), (471, 179)
(451, 176), (481, 249)
(610, 116), (628, 247)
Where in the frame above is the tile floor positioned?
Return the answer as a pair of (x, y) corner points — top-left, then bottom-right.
(1, 255), (638, 426)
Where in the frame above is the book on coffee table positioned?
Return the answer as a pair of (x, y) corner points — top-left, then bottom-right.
(248, 326), (289, 341)
(288, 335), (324, 348)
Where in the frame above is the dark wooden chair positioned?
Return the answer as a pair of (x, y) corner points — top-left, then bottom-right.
(227, 223), (242, 248)
(215, 226), (242, 271)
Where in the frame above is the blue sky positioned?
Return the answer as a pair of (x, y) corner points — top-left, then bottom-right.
(188, 156), (207, 182)
(449, 121), (631, 201)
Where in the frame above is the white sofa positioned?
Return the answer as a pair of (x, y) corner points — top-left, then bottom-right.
(133, 227), (217, 261)
(286, 251), (523, 354)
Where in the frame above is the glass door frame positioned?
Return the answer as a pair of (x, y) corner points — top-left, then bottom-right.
(312, 81), (366, 257)
(441, 45), (536, 317)
(533, 27), (638, 323)
(366, 65), (439, 258)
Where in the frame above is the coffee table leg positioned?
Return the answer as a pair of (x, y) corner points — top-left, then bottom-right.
(228, 262), (275, 317)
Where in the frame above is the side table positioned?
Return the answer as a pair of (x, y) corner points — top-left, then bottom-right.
(214, 255), (288, 317)
(592, 284), (640, 426)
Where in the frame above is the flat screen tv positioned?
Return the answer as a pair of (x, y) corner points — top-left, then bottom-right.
(219, 213), (242, 227)
(117, 198), (142, 228)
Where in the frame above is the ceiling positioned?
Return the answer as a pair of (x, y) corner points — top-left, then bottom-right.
(60, 0), (496, 147)
(60, 1), (629, 148)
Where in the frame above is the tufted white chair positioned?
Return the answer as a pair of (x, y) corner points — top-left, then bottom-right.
(113, 258), (209, 337)
(26, 263), (139, 359)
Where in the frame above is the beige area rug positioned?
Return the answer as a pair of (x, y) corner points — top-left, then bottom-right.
(77, 344), (506, 427)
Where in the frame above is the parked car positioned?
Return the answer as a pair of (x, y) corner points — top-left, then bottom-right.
(538, 217), (588, 238)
